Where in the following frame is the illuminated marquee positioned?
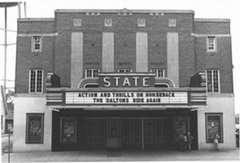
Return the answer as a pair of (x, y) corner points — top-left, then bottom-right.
(65, 91), (188, 105)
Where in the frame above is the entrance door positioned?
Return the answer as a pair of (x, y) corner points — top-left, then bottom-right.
(106, 120), (121, 149)
(144, 119), (164, 149)
(86, 119), (106, 148)
(122, 119), (142, 149)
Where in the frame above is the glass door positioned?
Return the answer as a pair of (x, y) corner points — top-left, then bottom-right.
(106, 119), (121, 149)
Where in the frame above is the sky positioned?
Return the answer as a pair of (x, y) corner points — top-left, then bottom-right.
(0, 0), (240, 113)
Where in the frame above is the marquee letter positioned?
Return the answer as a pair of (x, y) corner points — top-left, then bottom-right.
(123, 77), (131, 87)
(132, 77), (139, 86)
(143, 77), (150, 87)
(103, 77), (111, 87)
(113, 77), (120, 87)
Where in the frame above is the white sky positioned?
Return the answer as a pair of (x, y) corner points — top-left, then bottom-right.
(0, 0), (240, 113)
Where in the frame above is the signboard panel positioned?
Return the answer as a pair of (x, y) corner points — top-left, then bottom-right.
(98, 73), (155, 88)
(65, 91), (188, 105)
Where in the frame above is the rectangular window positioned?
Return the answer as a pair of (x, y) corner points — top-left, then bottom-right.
(85, 69), (99, 78)
(205, 113), (223, 143)
(118, 69), (132, 73)
(32, 36), (42, 52)
(150, 69), (166, 78)
(206, 70), (220, 93)
(207, 36), (216, 52)
(26, 113), (44, 144)
(29, 69), (44, 93)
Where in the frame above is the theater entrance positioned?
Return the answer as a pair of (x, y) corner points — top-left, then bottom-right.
(52, 110), (198, 151)
(85, 118), (165, 150)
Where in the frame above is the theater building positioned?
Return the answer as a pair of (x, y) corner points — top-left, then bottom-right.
(13, 9), (236, 152)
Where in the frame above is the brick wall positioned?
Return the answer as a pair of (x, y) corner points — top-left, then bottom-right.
(15, 20), (55, 93)
(15, 10), (233, 94)
(194, 20), (233, 93)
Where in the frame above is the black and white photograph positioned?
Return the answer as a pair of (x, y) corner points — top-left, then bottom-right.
(0, 0), (240, 162)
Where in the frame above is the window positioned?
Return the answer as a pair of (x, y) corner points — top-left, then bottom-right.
(207, 36), (217, 52)
(168, 19), (176, 27)
(26, 113), (44, 144)
(137, 19), (146, 27)
(29, 69), (44, 93)
(73, 18), (82, 27)
(205, 113), (223, 143)
(118, 69), (132, 73)
(85, 69), (99, 78)
(206, 70), (220, 93)
(32, 36), (42, 52)
(104, 19), (112, 27)
(150, 69), (166, 78)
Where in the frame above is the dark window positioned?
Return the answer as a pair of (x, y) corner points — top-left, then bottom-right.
(205, 113), (223, 143)
(85, 69), (99, 78)
(26, 113), (44, 144)
(207, 36), (216, 52)
(32, 36), (42, 52)
(206, 70), (220, 93)
(29, 69), (43, 93)
(151, 69), (166, 78)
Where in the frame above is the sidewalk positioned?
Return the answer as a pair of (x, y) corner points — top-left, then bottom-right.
(2, 149), (240, 163)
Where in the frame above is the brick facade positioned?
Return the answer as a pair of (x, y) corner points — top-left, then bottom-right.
(15, 9), (233, 93)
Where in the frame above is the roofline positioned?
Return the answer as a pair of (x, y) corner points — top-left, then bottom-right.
(54, 9), (195, 14)
(195, 18), (230, 23)
(17, 18), (55, 22)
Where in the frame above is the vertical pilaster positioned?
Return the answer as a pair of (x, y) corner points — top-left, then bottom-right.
(102, 32), (114, 72)
(71, 32), (83, 87)
(167, 32), (179, 87)
(136, 32), (148, 72)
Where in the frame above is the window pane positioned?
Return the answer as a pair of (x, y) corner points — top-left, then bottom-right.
(151, 69), (165, 78)
(93, 69), (98, 78)
(86, 69), (92, 78)
(118, 69), (125, 73)
(207, 71), (212, 92)
(33, 36), (41, 51)
(30, 70), (36, 92)
(208, 37), (215, 51)
(213, 70), (219, 92)
(36, 70), (43, 92)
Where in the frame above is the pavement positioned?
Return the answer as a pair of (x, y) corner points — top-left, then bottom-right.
(1, 149), (240, 163)
(1, 134), (12, 154)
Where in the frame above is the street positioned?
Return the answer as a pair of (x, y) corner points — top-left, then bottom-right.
(1, 149), (239, 162)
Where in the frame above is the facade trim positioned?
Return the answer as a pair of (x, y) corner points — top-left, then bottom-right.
(18, 18), (55, 22)
(17, 33), (58, 37)
(55, 9), (194, 14)
(191, 33), (231, 37)
(195, 18), (230, 22)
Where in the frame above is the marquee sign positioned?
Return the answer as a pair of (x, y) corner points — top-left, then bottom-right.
(65, 91), (188, 105)
(98, 73), (155, 88)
